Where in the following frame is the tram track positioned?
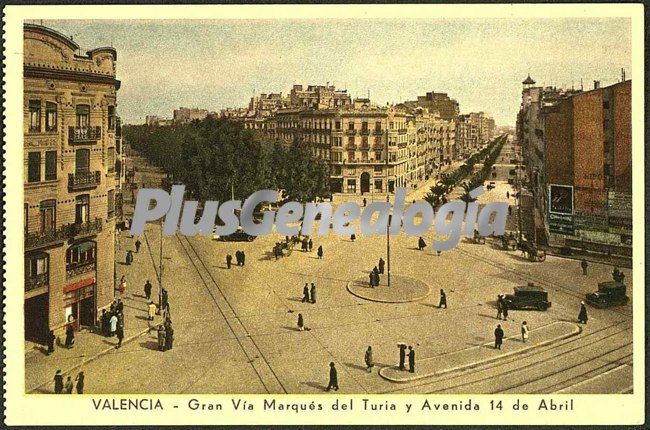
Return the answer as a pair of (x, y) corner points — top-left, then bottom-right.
(174, 233), (288, 394)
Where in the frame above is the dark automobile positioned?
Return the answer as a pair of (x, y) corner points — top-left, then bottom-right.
(504, 283), (551, 311)
(212, 227), (256, 242)
(585, 281), (629, 308)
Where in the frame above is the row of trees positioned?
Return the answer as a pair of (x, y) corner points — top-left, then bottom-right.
(123, 118), (330, 203)
(424, 135), (507, 207)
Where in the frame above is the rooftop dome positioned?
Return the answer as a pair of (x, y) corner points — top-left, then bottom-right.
(522, 74), (536, 85)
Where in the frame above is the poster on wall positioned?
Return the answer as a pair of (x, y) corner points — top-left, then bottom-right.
(549, 184), (574, 214)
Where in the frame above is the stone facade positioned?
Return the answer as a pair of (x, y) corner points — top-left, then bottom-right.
(23, 24), (121, 343)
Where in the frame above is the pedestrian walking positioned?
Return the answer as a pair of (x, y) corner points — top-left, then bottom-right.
(496, 295), (503, 319)
(373, 271), (380, 287)
(47, 329), (56, 355)
(115, 325), (124, 349)
(408, 346), (415, 373)
(364, 346), (374, 373)
(235, 250), (241, 266)
(54, 370), (64, 394)
(378, 258), (385, 274)
(363, 197), (367, 207)
(226, 254), (232, 269)
(161, 288), (168, 311)
(502, 300), (509, 320)
(398, 344), (407, 370)
(317, 245), (323, 259)
(418, 236), (426, 250)
(144, 280), (152, 300)
(148, 301), (157, 321)
(326, 362), (339, 391)
(64, 376), (74, 394)
(578, 301), (588, 324)
(436, 250), (442, 257)
(302, 284), (310, 302)
(508, 206), (512, 216)
(310, 283), (317, 304)
(241, 251), (246, 266)
(157, 324), (166, 351)
(350, 233), (356, 242)
(297, 313), (305, 331)
(109, 313), (118, 336)
(580, 259), (588, 276)
(369, 271), (374, 288)
(65, 323), (75, 348)
(439, 289), (447, 309)
(116, 298), (124, 314)
(521, 321), (529, 343)
(135, 239), (142, 253)
(126, 250), (134, 265)
(494, 324), (504, 349)
(75, 371), (85, 394)
(308, 238), (313, 252)
(506, 191), (510, 199)
(165, 322), (174, 350)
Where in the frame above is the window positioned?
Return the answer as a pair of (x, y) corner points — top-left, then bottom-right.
(76, 105), (90, 128)
(75, 149), (90, 174)
(39, 199), (56, 233)
(108, 106), (116, 130)
(107, 147), (115, 173)
(362, 122), (368, 131)
(375, 121), (382, 131)
(27, 152), (41, 183)
(348, 136), (355, 146)
(347, 151), (355, 162)
(75, 194), (90, 224)
(335, 121), (341, 130)
(375, 151), (383, 161)
(107, 189), (115, 218)
(347, 179), (357, 193)
(45, 102), (57, 132)
(348, 122), (355, 131)
(28, 100), (41, 132)
(45, 151), (57, 180)
(66, 241), (96, 269)
(26, 253), (49, 289)
(374, 180), (383, 191)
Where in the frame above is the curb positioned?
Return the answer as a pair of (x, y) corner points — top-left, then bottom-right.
(378, 321), (582, 383)
(27, 326), (150, 394)
(346, 279), (432, 304)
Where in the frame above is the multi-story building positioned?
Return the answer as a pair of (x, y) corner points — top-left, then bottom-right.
(23, 24), (121, 343)
(455, 112), (495, 158)
(173, 107), (209, 124)
(248, 92), (288, 117)
(518, 75), (632, 257)
(289, 84), (352, 109)
(405, 91), (460, 121)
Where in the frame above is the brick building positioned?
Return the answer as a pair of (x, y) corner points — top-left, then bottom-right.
(23, 24), (121, 343)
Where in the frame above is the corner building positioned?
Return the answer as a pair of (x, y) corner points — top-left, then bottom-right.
(23, 24), (121, 343)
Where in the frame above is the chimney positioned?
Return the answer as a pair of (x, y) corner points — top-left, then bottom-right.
(594, 80), (600, 90)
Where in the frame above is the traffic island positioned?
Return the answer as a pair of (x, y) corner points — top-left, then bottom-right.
(379, 320), (581, 382)
(347, 274), (431, 303)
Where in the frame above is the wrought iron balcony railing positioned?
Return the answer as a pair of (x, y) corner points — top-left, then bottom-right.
(25, 272), (49, 292)
(68, 170), (101, 191)
(68, 126), (102, 144)
(25, 217), (103, 251)
(66, 260), (96, 278)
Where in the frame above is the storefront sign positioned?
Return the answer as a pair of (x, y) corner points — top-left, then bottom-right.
(548, 212), (574, 235)
(549, 184), (573, 215)
(573, 213), (608, 231)
(63, 277), (95, 293)
(607, 191), (632, 218)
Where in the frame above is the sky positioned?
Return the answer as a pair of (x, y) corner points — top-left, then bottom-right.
(42, 18), (632, 126)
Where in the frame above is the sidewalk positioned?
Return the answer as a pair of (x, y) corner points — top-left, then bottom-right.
(378, 321), (581, 383)
(26, 227), (161, 393)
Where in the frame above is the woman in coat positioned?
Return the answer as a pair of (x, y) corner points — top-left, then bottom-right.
(65, 323), (75, 348)
(578, 301), (588, 324)
(75, 371), (85, 394)
(364, 346), (374, 373)
(297, 313), (304, 331)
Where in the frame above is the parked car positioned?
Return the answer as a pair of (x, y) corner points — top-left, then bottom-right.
(212, 226), (256, 242)
(585, 281), (629, 308)
(504, 283), (551, 311)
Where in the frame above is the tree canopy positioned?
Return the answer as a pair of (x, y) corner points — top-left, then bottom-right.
(123, 118), (330, 203)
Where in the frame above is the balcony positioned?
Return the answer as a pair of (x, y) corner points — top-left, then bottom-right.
(398, 128), (408, 134)
(66, 260), (96, 279)
(68, 170), (101, 191)
(25, 272), (49, 293)
(68, 126), (102, 144)
(68, 217), (103, 239)
(345, 129), (357, 136)
(360, 128), (370, 136)
(345, 144), (357, 150)
(25, 226), (68, 251)
(359, 144), (370, 150)
(373, 129), (384, 136)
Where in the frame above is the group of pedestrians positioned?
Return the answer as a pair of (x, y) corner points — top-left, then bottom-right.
(398, 344), (416, 373)
(495, 294), (509, 320)
(99, 298), (126, 349)
(225, 251), (246, 268)
(368, 258), (385, 288)
(301, 237), (313, 252)
(301, 283), (317, 304)
(53, 370), (85, 394)
(157, 317), (175, 352)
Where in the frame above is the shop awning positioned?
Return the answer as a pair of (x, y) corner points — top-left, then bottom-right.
(63, 277), (95, 293)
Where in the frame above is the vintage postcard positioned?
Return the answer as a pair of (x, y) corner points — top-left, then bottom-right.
(3, 4), (645, 426)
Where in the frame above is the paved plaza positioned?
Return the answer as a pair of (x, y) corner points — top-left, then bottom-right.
(26, 144), (633, 395)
